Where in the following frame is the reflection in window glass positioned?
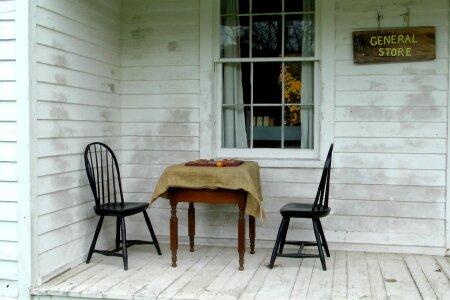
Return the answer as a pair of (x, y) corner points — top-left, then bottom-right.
(252, 16), (282, 57)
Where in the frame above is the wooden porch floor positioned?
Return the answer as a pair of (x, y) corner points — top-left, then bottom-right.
(32, 244), (450, 300)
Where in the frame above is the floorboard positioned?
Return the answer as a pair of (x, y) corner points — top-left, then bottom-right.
(31, 244), (450, 300)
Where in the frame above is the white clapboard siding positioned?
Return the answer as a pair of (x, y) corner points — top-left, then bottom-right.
(332, 0), (448, 257)
(335, 90), (448, 107)
(35, 0), (122, 283)
(0, 1), (18, 298)
(28, 0), (450, 288)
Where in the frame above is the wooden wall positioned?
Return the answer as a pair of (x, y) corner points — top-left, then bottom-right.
(28, 0), (448, 285)
(333, 0), (447, 254)
(120, 0), (201, 239)
(35, 0), (121, 282)
(0, 1), (19, 297)
(122, 0), (448, 258)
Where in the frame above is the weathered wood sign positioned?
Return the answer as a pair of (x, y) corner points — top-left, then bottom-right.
(352, 27), (435, 64)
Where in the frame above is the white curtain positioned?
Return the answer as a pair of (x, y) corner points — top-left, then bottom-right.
(300, 0), (314, 149)
(222, 0), (248, 148)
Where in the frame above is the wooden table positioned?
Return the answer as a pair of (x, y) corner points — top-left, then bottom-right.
(151, 161), (264, 271)
(168, 188), (256, 271)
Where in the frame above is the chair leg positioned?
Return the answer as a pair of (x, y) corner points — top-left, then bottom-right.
(278, 217), (290, 254)
(87, 216), (104, 264)
(143, 210), (162, 255)
(316, 219), (330, 257)
(120, 217), (128, 270)
(115, 217), (120, 250)
(269, 216), (288, 269)
(312, 219), (326, 270)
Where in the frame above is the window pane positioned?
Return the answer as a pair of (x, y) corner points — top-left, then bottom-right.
(221, 16), (249, 58)
(252, 15), (282, 57)
(285, 0), (315, 12)
(253, 106), (282, 148)
(253, 62), (282, 104)
(285, 14), (315, 56)
(252, 0), (281, 13)
(222, 63), (250, 148)
(283, 62), (301, 104)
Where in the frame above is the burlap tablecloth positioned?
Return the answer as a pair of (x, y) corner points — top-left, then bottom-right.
(151, 161), (265, 219)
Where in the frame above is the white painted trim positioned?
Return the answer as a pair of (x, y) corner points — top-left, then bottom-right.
(319, 0), (336, 161)
(209, 0), (335, 161)
(446, 7), (450, 256)
(16, 0), (35, 298)
(199, 0), (215, 159)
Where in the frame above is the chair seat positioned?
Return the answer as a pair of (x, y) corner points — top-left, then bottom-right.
(94, 202), (149, 216)
(280, 203), (331, 218)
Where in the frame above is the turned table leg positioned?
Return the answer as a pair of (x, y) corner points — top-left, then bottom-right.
(238, 201), (246, 271)
(170, 199), (178, 267)
(188, 202), (195, 252)
(249, 215), (255, 254)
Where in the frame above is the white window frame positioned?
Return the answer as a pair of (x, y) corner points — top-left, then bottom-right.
(199, 0), (335, 165)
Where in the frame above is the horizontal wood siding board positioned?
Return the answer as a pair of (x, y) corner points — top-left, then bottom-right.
(335, 107), (446, 122)
(0, 1), (15, 21)
(0, 101), (17, 121)
(121, 66), (199, 81)
(121, 109), (200, 123)
(0, 201), (17, 222)
(332, 183), (445, 202)
(0, 41), (16, 59)
(121, 94), (199, 109)
(0, 82), (16, 100)
(0, 182), (17, 202)
(334, 153), (446, 170)
(336, 75), (447, 91)
(0, 60), (15, 80)
(0, 221), (17, 241)
(38, 121), (119, 139)
(121, 123), (199, 137)
(332, 169), (445, 186)
(36, 7), (119, 51)
(121, 136), (199, 151)
(36, 64), (120, 94)
(0, 162), (17, 181)
(335, 122), (446, 138)
(37, 101), (120, 122)
(120, 80), (199, 94)
(36, 27), (119, 65)
(36, 0), (119, 32)
(0, 20), (16, 39)
(0, 241), (18, 261)
(36, 82), (120, 107)
(0, 260), (18, 280)
(37, 138), (120, 157)
(334, 137), (446, 154)
(0, 142), (17, 161)
(36, 45), (120, 80)
(37, 170), (88, 196)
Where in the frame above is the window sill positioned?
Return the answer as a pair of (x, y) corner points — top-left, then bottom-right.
(221, 157), (325, 169)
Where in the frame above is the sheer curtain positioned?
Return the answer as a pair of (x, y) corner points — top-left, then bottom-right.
(222, 0), (248, 148)
(300, 0), (314, 149)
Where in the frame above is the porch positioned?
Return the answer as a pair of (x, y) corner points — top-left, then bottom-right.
(31, 244), (450, 300)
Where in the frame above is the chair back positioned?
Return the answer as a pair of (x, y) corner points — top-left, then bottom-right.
(312, 144), (333, 211)
(84, 142), (124, 208)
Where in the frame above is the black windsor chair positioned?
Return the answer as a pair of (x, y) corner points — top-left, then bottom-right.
(269, 144), (333, 271)
(84, 142), (161, 270)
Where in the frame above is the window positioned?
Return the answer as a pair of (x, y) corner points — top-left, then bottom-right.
(217, 0), (317, 156)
